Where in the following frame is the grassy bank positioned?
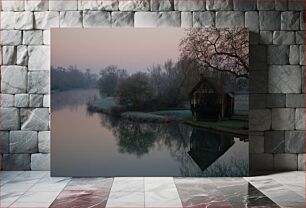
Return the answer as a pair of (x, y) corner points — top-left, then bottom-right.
(88, 97), (192, 122)
(185, 120), (248, 136)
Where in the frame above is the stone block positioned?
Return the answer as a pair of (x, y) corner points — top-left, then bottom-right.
(286, 94), (304, 107)
(206, 0), (233, 10)
(181, 12), (192, 28)
(29, 94), (44, 107)
(285, 131), (304, 153)
(296, 31), (304, 45)
(23, 30), (43, 45)
(174, 0), (205, 11)
(1, 30), (22, 45)
(10, 131), (38, 153)
(274, 154), (298, 170)
(38, 131), (50, 153)
(3, 154), (31, 170)
(135, 12), (180, 27)
(257, 0), (274, 10)
(266, 94), (286, 108)
(249, 109), (271, 131)
(249, 70), (268, 94)
(269, 65), (301, 93)
(49, 0), (78, 10)
(259, 11), (281, 31)
(245, 11), (259, 32)
(298, 154), (305, 170)
(193, 12), (215, 27)
(28, 71), (50, 94)
(302, 66), (305, 93)
(272, 108), (295, 130)
(43, 30), (50, 45)
(2, 46), (17, 65)
(0, 108), (19, 130)
(233, 0), (256, 10)
(31, 153), (50, 170)
(300, 12), (304, 30)
(249, 94), (266, 109)
(264, 131), (285, 153)
(249, 135), (264, 153)
(112, 12), (134, 27)
(21, 108), (49, 131)
(34, 11), (60, 29)
(17, 45), (28, 66)
(250, 153), (273, 171)
(2, 1), (24, 11)
(25, 0), (49, 11)
(288, 0), (304, 11)
(216, 11), (244, 28)
(151, 0), (173, 11)
(119, 0), (150, 11)
(0, 94), (14, 107)
(295, 108), (305, 130)
(43, 95), (50, 107)
(267, 45), (289, 64)
(273, 31), (295, 45)
(15, 94), (29, 107)
(78, 0), (119, 10)
(300, 45), (304, 66)
(28, 46), (50, 71)
(0, 131), (9, 153)
(60, 11), (82, 27)
(1, 66), (27, 94)
(275, 0), (287, 11)
(1, 12), (15, 29)
(14, 11), (34, 30)
(281, 11), (300, 30)
(289, 45), (300, 64)
(83, 11), (111, 27)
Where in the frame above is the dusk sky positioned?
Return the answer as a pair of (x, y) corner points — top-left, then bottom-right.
(51, 28), (186, 74)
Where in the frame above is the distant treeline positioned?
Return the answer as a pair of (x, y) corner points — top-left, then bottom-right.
(51, 66), (98, 91)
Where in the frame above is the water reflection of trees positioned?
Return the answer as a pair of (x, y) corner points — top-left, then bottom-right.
(97, 112), (248, 176)
(52, 89), (100, 112)
(98, 113), (192, 158)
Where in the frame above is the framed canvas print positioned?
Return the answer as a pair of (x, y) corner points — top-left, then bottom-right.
(51, 28), (249, 177)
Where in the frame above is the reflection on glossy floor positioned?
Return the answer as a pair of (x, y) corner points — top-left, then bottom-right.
(1, 171), (304, 208)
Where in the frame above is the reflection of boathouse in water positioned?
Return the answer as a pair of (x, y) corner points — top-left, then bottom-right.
(188, 128), (235, 171)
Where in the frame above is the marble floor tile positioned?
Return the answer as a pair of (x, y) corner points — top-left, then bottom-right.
(175, 178), (232, 208)
(145, 177), (177, 192)
(9, 201), (52, 208)
(111, 177), (144, 192)
(65, 178), (113, 190)
(145, 178), (182, 208)
(9, 191), (60, 204)
(0, 171), (24, 186)
(50, 190), (109, 208)
(28, 177), (71, 192)
(106, 191), (144, 208)
(268, 172), (305, 198)
(245, 176), (305, 207)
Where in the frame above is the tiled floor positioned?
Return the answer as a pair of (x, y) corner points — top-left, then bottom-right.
(1, 171), (305, 208)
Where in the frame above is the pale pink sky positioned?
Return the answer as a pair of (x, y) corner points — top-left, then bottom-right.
(51, 28), (186, 74)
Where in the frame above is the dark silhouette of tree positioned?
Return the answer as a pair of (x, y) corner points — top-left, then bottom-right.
(98, 65), (128, 97)
(116, 72), (153, 110)
(180, 28), (249, 79)
(51, 65), (98, 91)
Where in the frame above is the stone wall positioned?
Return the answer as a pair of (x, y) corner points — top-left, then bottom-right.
(0, 0), (304, 172)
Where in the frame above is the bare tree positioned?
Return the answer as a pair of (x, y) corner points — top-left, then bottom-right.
(179, 27), (249, 79)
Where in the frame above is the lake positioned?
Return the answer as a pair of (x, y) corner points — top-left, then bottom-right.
(51, 89), (248, 177)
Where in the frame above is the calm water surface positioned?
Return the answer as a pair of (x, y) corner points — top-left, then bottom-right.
(51, 89), (248, 177)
